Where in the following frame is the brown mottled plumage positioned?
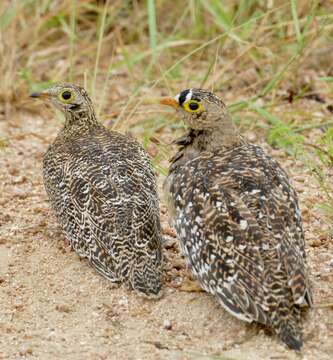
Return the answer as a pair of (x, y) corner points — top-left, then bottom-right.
(160, 89), (312, 349)
(31, 83), (163, 297)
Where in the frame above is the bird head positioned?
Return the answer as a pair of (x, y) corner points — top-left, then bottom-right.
(30, 83), (93, 115)
(159, 88), (228, 130)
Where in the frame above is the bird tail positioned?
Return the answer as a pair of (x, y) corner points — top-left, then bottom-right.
(130, 248), (163, 298)
(278, 320), (303, 351)
(273, 304), (303, 351)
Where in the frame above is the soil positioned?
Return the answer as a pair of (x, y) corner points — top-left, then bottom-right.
(0, 110), (332, 360)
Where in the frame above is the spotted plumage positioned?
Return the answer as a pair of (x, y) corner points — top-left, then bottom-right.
(160, 89), (312, 349)
(31, 83), (162, 297)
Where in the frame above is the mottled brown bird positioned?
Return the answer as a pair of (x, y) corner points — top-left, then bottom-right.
(160, 88), (312, 349)
(31, 83), (163, 297)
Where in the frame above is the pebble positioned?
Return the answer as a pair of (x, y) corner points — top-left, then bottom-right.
(162, 227), (176, 238)
(19, 346), (33, 356)
(12, 189), (28, 199)
(309, 239), (321, 247)
(55, 304), (71, 313)
(328, 259), (333, 267)
(163, 319), (172, 330)
(118, 297), (128, 306)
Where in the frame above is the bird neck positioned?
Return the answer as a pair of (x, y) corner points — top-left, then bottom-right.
(192, 126), (241, 152)
(169, 115), (243, 168)
(189, 112), (242, 152)
(61, 109), (100, 137)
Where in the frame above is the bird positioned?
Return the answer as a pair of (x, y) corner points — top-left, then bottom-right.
(159, 88), (313, 349)
(30, 83), (163, 297)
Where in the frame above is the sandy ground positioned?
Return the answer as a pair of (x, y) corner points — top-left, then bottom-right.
(0, 110), (332, 360)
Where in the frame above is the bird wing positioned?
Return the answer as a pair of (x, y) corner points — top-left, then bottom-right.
(243, 162), (313, 308)
(174, 179), (270, 324)
(43, 137), (162, 283)
(43, 149), (120, 279)
(172, 144), (312, 324)
(212, 146), (312, 308)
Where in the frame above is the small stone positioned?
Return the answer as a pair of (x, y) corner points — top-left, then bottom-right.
(163, 319), (172, 330)
(118, 297), (128, 306)
(162, 227), (176, 238)
(55, 304), (71, 313)
(309, 239), (321, 247)
(247, 132), (257, 142)
(172, 259), (184, 270)
(12, 175), (27, 184)
(14, 300), (24, 311)
(19, 346), (33, 356)
(160, 206), (168, 214)
(12, 189), (28, 199)
(153, 341), (169, 350)
(328, 259), (333, 267)
(164, 238), (177, 249)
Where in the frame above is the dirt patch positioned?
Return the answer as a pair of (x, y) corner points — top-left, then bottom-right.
(0, 112), (332, 360)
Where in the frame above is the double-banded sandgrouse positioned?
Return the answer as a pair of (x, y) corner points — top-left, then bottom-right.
(160, 89), (312, 349)
(31, 83), (162, 297)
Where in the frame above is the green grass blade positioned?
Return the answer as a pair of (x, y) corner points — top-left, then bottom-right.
(147, 0), (157, 63)
(291, 0), (302, 47)
(260, 53), (299, 97)
(92, 0), (109, 97)
(0, 1), (18, 30)
(249, 105), (284, 127)
(69, 0), (77, 82)
(200, 0), (232, 30)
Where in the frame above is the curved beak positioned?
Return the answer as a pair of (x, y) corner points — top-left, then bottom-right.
(30, 91), (50, 100)
(159, 97), (179, 109)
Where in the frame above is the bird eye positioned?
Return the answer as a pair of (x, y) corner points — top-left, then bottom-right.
(183, 99), (202, 113)
(189, 102), (199, 110)
(59, 90), (73, 102)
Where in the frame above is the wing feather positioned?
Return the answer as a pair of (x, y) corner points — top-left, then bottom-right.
(170, 143), (312, 327)
(43, 133), (162, 288)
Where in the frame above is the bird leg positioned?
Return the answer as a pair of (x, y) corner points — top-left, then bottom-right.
(178, 278), (204, 292)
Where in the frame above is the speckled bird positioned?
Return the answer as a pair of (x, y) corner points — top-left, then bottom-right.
(160, 89), (312, 349)
(30, 83), (163, 297)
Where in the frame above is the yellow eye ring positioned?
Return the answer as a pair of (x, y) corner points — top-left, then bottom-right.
(58, 89), (74, 103)
(183, 99), (202, 113)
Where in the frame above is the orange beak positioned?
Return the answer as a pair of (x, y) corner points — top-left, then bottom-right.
(159, 97), (179, 109)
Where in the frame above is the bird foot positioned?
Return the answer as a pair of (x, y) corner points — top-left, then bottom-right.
(178, 278), (204, 292)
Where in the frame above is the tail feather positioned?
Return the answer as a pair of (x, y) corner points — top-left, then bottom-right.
(273, 304), (303, 351)
(130, 248), (163, 298)
(131, 266), (162, 297)
(278, 320), (303, 351)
